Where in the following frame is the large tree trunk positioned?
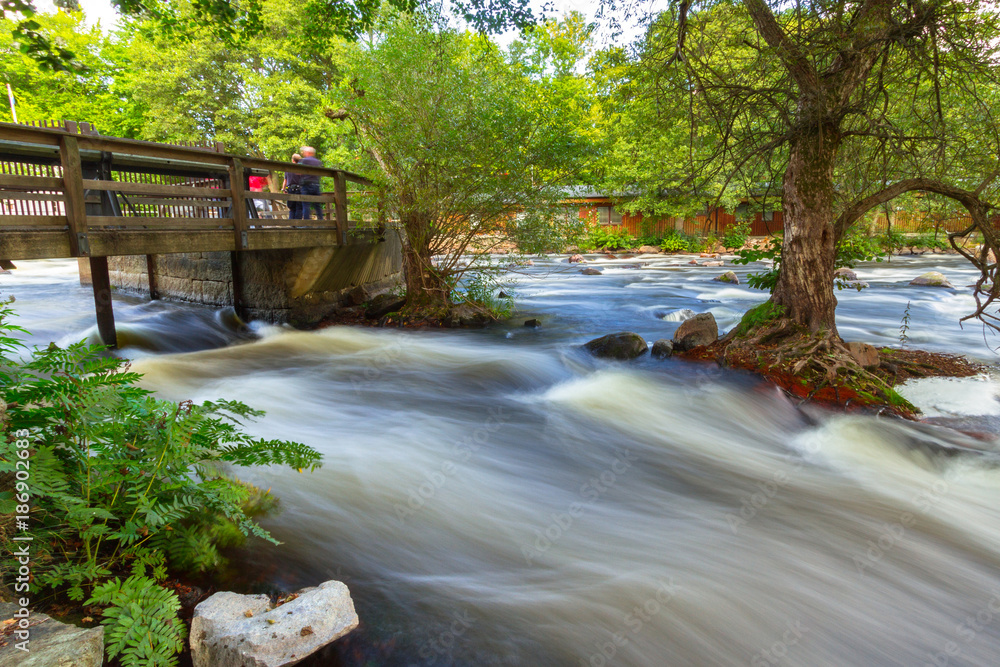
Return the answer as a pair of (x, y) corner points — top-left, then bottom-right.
(401, 213), (451, 313)
(771, 125), (842, 335)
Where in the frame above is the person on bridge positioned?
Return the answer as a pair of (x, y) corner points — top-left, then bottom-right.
(297, 146), (325, 220)
(248, 170), (275, 219)
(283, 153), (302, 219)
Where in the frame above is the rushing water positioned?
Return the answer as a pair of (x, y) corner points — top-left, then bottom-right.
(5, 253), (1000, 666)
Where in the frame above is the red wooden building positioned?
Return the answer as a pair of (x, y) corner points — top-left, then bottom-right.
(562, 190), (784, 237)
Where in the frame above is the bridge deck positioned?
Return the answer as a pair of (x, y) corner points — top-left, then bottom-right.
(0, 122), (377, 347)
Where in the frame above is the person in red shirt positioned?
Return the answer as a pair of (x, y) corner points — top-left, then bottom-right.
(248, 171), (274, 218)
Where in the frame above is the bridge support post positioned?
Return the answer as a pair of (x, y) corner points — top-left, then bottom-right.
(89, 256), (117, 349)
(146, 255), (159, 300)
(230, 251), (247, 321)
(334, 172), (348, 245)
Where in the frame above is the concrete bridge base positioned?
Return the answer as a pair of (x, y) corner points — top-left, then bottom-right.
(90, 229), (403, 326)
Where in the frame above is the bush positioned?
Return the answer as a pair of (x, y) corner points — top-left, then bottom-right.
(0, 304), (321, 666)
(722, 220), (752, 250)
(578, 227), (634, 251)
(659, 233), (691, 253)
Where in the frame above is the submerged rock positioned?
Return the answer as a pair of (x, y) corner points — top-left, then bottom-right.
(651, 339), (674, 359)
(584, 332), (648, 360)
(909, 271), (954, 288)
(714, 271), (739, 284)
(580, 268), (603, 275)
(847, 341), (880, 369)
(702, 260), (724, 267)
(604, 253), (618, 260)
(0, 603), (104, 667)
(524, 318), (541, 328)
(568, 254), (586, 263)
(364, 293), (406, 319)
(673, 313), (719, 351)
(191, 580), (358, 667)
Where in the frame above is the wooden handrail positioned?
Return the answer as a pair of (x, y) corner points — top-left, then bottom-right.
(0, 122), (371, 184)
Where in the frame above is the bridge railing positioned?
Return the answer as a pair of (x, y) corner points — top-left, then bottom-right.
(0, 122), (371, 259)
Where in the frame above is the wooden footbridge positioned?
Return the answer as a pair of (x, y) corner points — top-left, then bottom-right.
(0, 122), (377, 347)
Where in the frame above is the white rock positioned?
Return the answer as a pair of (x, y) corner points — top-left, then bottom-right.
(190, 580), (359, 667)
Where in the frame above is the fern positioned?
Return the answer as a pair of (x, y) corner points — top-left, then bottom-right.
(0, 302), (322, 665)
(87, 575), (185, 667)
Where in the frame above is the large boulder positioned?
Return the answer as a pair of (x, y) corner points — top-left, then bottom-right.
(584, 332), (648, 360)
(0, 603), (104, 667)
(364, 293), (406, 319)
(847, 341), (880, 369)
(651, 339), (674, 359)
(672, 313), (719, 351)
(714, 271), (739, 284)
(638, 245), (660, 254)
(190, 580), (359, 667)
(909, 271), (954, 288)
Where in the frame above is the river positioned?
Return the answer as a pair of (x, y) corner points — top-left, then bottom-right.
(4, 253), (1000, 666)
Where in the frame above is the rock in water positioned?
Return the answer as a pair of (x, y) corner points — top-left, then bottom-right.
(584, 332), (648, 360)
(714, 271), (739, 284)
(703, 260), (724, 267)
(847, 341), (880, 369)
(568, 254), (586, 263)
(364, 293), (406, 319)
(638, 245), (660, 254)
(909, 271), (954, 288)
(524, 318), (541, 328)
(834, 267), (858, 281)
(580, 268), (603, 275)
(191, 580), (359, 667)
(651, 339), (674, 359)
(0, 603), (104, 667)
(672, 313), (719, 351)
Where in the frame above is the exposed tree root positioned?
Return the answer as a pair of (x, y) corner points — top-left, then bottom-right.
(704, 316), (983, 418)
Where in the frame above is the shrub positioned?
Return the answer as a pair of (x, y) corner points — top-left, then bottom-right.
(722, 220), (752, 250)
(0, 304), (321, 666)
(578, 226), (634, 251)
(659, 234), (691, 253)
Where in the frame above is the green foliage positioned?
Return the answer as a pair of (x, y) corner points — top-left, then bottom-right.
(659, 234), (691, 253)
(578, 226), (633, 251)
(0, 11), (142, 135)
(721, 220), (752, 251)
(339, 9), (591, 308)
(734, 301), (787, 337)
(905, 232), (949, 251)
(0, 304), (320, 665)
(899, 301), (913, 348)
(457, 266), (515, 319)
(732, 236), (783, 292)
(87, 575), (185, 667)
